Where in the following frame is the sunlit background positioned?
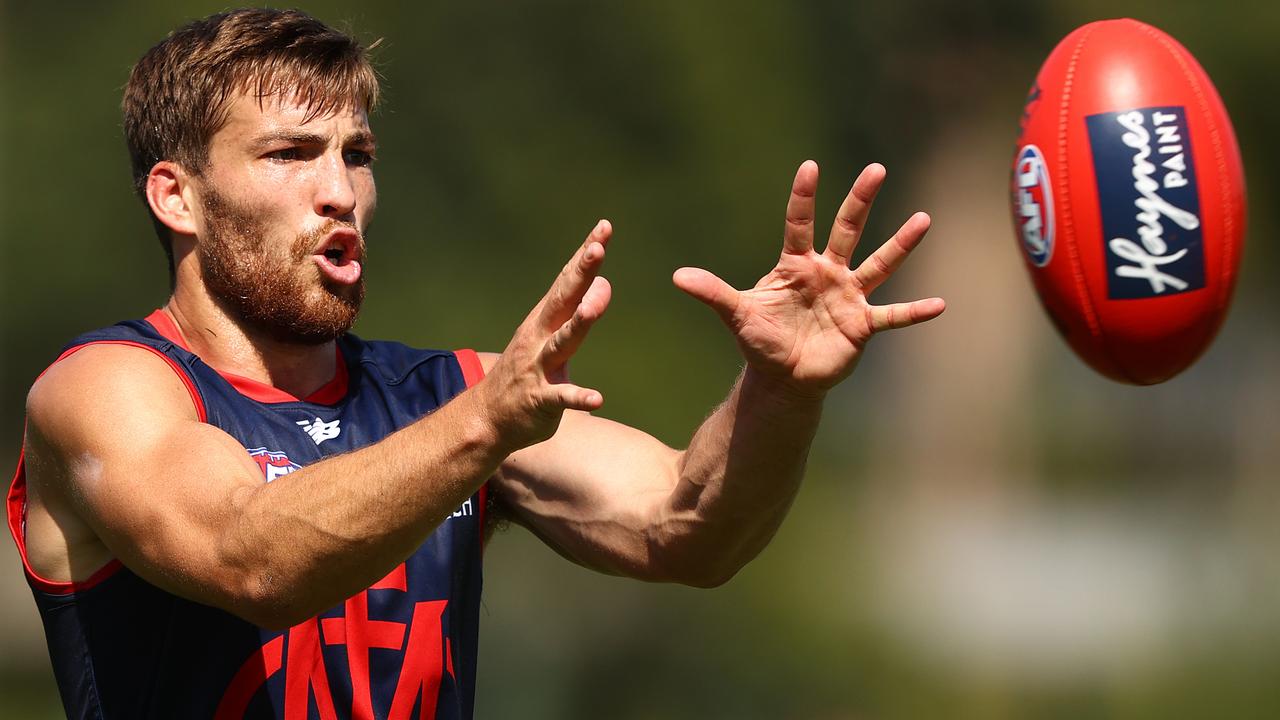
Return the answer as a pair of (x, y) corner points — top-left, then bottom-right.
(2, 1), (1278, 718)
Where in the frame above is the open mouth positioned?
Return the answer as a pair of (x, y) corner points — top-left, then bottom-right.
(312, 228), (364, 285)
(315, 228), (361, 265)
(323, 246), (349, 265)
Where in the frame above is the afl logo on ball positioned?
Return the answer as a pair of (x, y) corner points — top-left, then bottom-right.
(1085, 105), (1205, 299)
(1013, 144), (1054, 267)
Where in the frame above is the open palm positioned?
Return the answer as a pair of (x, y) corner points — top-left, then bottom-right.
(674, 162), (945, 395)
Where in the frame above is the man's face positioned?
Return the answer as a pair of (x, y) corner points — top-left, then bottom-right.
(190, 91), (377, 345)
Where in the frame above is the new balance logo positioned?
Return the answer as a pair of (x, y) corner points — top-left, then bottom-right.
(296, 417), (341, 445)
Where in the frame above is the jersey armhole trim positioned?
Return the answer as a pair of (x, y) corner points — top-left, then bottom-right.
(6, 340), (208, 595)
(454, 348), (485, 389)
(6, 453), (124, 595)
(453, 349), (488, 553)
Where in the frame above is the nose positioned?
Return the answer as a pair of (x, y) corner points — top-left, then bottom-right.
(314, 152), (357, 220)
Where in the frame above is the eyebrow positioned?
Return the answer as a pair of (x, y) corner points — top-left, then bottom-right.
(248, 129), (378, 151)
(347, 130), (377, 148)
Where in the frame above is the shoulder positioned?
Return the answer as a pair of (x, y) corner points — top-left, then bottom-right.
(27, 342), (201, 451)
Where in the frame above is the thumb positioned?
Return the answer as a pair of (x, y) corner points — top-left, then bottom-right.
(548, 383), (604, 412)
(672, 267), (739, 324)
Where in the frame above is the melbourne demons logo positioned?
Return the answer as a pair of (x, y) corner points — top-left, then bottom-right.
(214, 562), (460, 720)
(1013, 144), (1054, 267)
(1086, 105), (1206, 299)
(247, 447), (301, 483)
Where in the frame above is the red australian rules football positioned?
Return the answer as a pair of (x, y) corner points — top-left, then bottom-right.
(1011, 19), (1246, 385)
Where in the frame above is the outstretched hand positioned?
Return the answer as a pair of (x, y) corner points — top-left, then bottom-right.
(673, 161), (945, 397)
(479, 220), (614, 451)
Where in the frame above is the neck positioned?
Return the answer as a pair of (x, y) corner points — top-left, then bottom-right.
(164, 283), (338, 401)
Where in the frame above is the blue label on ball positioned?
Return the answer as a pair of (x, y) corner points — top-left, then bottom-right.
(1086, 106), (1205, 300)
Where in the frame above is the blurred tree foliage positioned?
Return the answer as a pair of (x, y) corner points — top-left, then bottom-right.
(1, 1), (1276, 718)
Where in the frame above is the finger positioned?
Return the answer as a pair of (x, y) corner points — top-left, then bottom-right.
(851, 211), (931, 294)
(782, 161), (819, 255)
(538, 219), (611, 331)
(547, 383), (604, 412)
(824, 163), (886, 266)
(672, 267), (740, 326)
(867, 297), (946, 333)
(541, 276), (612, 368)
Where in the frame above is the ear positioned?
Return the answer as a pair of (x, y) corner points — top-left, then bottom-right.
(145, 161), (199, 237)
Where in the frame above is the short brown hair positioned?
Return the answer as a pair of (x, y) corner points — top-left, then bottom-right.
(123, 8), (380, 281)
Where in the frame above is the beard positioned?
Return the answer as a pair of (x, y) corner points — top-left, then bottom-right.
(197, 188), (365, 345)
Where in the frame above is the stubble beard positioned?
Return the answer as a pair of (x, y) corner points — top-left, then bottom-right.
(197, 188), (366, 345)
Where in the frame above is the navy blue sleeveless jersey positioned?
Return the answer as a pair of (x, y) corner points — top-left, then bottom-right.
(5, 311), (488, 720)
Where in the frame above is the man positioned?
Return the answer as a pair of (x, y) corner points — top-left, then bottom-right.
(6, 8), (944, 719)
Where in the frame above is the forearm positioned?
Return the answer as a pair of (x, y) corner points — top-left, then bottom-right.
(224, 386), (508, 627)
(655, 367), (824, 586)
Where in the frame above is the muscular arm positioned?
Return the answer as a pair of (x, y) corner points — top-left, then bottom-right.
(25, 346), (503, 629)
(24, 221), (615, 629)
(494, 365), (821, 587)
(493, 162), (944, 587)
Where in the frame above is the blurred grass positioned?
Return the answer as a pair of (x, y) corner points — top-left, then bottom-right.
(0, 667), (61, 720)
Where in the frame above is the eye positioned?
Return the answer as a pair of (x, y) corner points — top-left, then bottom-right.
(345, 149), (375, 167)
(266, 147), (300, 162)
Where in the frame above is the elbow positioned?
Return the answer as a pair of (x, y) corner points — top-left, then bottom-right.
(215, 492), (325, 630)
(646, 514), (786, 588)
(221, 553), (330, 630)
(649, 534), (750, 589)
(231, 571), (306, 631)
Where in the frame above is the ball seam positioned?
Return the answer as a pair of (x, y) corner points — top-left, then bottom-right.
(1057, 23), (1117, 375)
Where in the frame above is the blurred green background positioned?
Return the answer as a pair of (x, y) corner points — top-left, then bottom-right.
(2, 1), (1278, 718)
